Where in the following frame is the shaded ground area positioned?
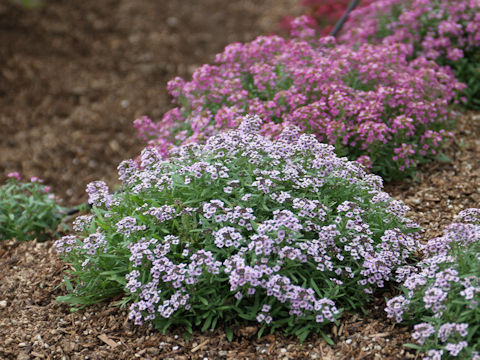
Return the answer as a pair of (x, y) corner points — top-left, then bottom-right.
(1, 0), (480, 359)
(0, 0), (297, 206)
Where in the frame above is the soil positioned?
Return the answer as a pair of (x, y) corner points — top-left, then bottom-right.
(0, 0), (298, 206)
(1, 1), (480, 359)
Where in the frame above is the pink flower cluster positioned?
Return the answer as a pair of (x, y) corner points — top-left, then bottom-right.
(340, 0), (479, 107)
(135, 29), (462, 178)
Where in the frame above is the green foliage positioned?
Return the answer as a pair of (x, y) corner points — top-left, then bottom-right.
(0, 177), (65, 241)
(385, 209), (480, 358)
(10, 0), (42, 9)
(56, 118), (420, 341)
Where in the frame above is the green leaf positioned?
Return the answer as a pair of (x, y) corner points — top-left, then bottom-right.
(63, 276), (74, 292)
(296, 328), (311, 343)
(320, 331), (335, 346)
(201, 314), (213, 332)
(225, 327), (234, 342)
(198, 296), (209, 306)
(434, 152), (451, 163)
(257, 325), (266, 339)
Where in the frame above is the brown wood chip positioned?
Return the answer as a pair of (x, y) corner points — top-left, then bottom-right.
(98, 334), (119, 348)
(191, 339), (209, 352)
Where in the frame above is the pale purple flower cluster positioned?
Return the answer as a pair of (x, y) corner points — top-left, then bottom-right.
(86, 180), (113, 208)
(58, 116), (421, 337)
(385, 295), (410, 323)
(202, 201), (256, 230)
(256, 304), (273, 324)
(143, 205), (176, 222)
(385, 209), (480, 359)
(55, 231), (107, 258)
(72, 215), (95, 232)
(82, 232), (107, 255)
(457, 208), (480, 224)
(54, 235), (77, 254)
(134, 28), (461, 177)
(212, 227), (243, 248)
(114, 116), (420, 328)
(126, 235), (222, 324)
(412, 323), (436, 345)
(115, 216), (146, 237)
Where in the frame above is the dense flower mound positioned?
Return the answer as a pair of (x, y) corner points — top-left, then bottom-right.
(135, 27), (463, 179)
(1, 172), (64, 242)
(57, 116), (420, 341)
(340, 0), (480, 108)
(385, 209), (480, 359)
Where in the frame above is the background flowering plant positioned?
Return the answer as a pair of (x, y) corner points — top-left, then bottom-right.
(57, 116), (420, 341)
(0, 172), (65, 241)
(135, 25), (463, 180)
(280, 0), (373, 36)
(340, 0), (480, 109)
(385, 209), (480, 359)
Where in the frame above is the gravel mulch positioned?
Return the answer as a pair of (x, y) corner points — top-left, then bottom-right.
(1, 111), (478, 359)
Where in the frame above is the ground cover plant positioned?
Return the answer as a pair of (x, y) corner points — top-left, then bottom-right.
(135, 21), (464, 180)
(56, 115), (420, 342)
(385, 209), (480, 359)
(0, 172), (65, 242)
(339, 0), (480, 109)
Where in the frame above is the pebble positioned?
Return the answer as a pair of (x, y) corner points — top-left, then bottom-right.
(16, 352), (29, 360)
(345, 339), (352, 345)
(0, 300), (7, 308)
(166, 17), (179, 27)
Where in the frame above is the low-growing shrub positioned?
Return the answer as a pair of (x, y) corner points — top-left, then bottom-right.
(340, 0), (480, 108)
(57, 116), (420, 341)
(385, 209), (480, 359)
(0, 172), (65, 241)
(135, 23), (463, 180)
(10, 0), (42, 9)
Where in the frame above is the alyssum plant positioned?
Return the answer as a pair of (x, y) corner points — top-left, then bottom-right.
(57, 116), (420, 341)
(385, 209), (480, 359)
(135, 18), (463, 180)
(0, 172), (65, 242)
(340, 0), (480, 109)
